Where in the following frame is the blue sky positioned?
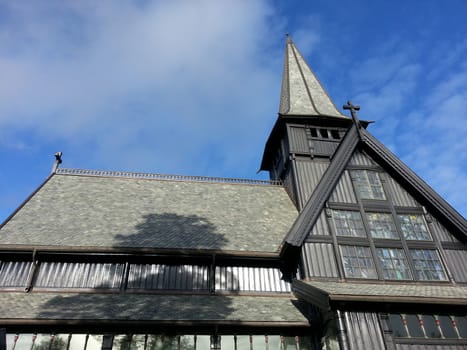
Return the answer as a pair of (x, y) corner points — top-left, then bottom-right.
(1, 0), (466, 222)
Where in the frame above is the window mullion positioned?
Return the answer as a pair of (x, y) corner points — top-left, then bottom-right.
(424, 210), (455, 283)
(326, 207), (346, 280)
(359, 201), (383, 280)
(380, 174), (417, 281)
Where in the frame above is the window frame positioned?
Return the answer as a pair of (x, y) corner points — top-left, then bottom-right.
(331, 209), (367, 238)
(326, 167), (449, 283)
(398, 214), (433, 241)
(339, 245), (378, 279)
(350, 169), (387, 200)
(409, 249), (448, 281)
(375, 247), (412, 280)
(366, 212), (399, 239)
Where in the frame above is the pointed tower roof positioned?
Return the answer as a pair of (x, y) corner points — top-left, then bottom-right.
(279, 35), (347, 118)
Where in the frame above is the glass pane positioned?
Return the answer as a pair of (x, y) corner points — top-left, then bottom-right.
(266, 336), (282, 350)
(332, 210), (366, 237)
(339, 245), (377, 279)
(6, 334), (35, 350)
(220, 336), (235, 350)
(406, 315), (424, 338)
(297, 336), (314, 350)
(235, 336), (250, 350)
(398, 215), (432, 241)
(439, 316), (458, 339)
(389, 314), (407, 337)
(376, 248), (412, 280)
(410, 249), (447, 281)
(422, 315), (441, 338)
(282, 337), (297, 350)
(252, 335), (266, 349)
(366, 213), (398, 239)
(457, 316), (467, 338)
(350, 170), (386, 200)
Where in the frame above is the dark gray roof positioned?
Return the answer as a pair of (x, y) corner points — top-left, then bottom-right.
(294, 279), (467, 310)
(0, 171), (297, 253)
(0, 292), (309, 325)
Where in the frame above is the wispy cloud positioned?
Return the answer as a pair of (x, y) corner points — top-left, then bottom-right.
(0, 0), (284, 176)
(350, 37), (467, 216)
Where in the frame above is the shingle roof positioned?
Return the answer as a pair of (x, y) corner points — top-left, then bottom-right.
(294, 279), (467, 310)
(279, 36), (348, 118)
(0, 171), (297, 253)
(0, 292), (309, 324)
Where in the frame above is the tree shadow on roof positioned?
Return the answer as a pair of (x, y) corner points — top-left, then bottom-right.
(113, 213), (228, 250)
(35, 212), (236, 331)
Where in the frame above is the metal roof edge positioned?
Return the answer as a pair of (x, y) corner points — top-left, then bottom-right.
(55, 168), (283, 187)
(361, 129), (467, 241)
(0, 173), (55, 229)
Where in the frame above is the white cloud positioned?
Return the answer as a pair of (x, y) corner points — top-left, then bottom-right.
(0, 0), (286, 177)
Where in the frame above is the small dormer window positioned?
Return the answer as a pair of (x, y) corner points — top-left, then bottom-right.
(350, 170), (386, 200)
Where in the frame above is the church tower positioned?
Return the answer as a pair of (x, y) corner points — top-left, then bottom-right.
(0, 35), (465, 350)
(260, 36), (365, 211)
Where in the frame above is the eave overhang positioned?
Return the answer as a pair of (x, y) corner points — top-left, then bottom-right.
(293, 279), (467, 312)
(0, 293), (311, 332)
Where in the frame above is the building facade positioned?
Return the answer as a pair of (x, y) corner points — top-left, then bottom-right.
(0, 37), (466, 350)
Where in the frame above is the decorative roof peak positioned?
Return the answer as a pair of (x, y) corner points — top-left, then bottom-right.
(279, 35), (348, 119)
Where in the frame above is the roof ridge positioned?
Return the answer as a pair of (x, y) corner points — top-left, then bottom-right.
(55, 168), (283, 186)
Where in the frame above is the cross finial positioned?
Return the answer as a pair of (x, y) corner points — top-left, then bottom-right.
(51, 151), (63, 174)
(343, 101), (365, 141)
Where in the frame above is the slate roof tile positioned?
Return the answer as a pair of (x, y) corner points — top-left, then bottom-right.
(0, 292), (309, 324)
(0, 173), (297, 253)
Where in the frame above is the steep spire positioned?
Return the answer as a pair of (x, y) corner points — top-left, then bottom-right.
(279, 35), (347, 118)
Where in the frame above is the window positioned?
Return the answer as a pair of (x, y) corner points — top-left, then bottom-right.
(330, 129), (340, 139)
(332, 210), (366, 237)
(398, 214), (432, 240)
(350, 170), (386, 200)
(366, 213), (398, 239)
(6, 334), (317, 350)
(390, 314), (467, 339)
(320, 129), (329, 138)
(376, 248), (412, 280)
(339, 245), (377, 279)
(388, 314), (407, 337)
(438, 315), (459, 338)
(410, 249), (447, 281)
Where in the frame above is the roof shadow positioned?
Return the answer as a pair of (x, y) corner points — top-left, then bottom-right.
(114, 212), (228, 250)
(34, 212), (236, 330)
